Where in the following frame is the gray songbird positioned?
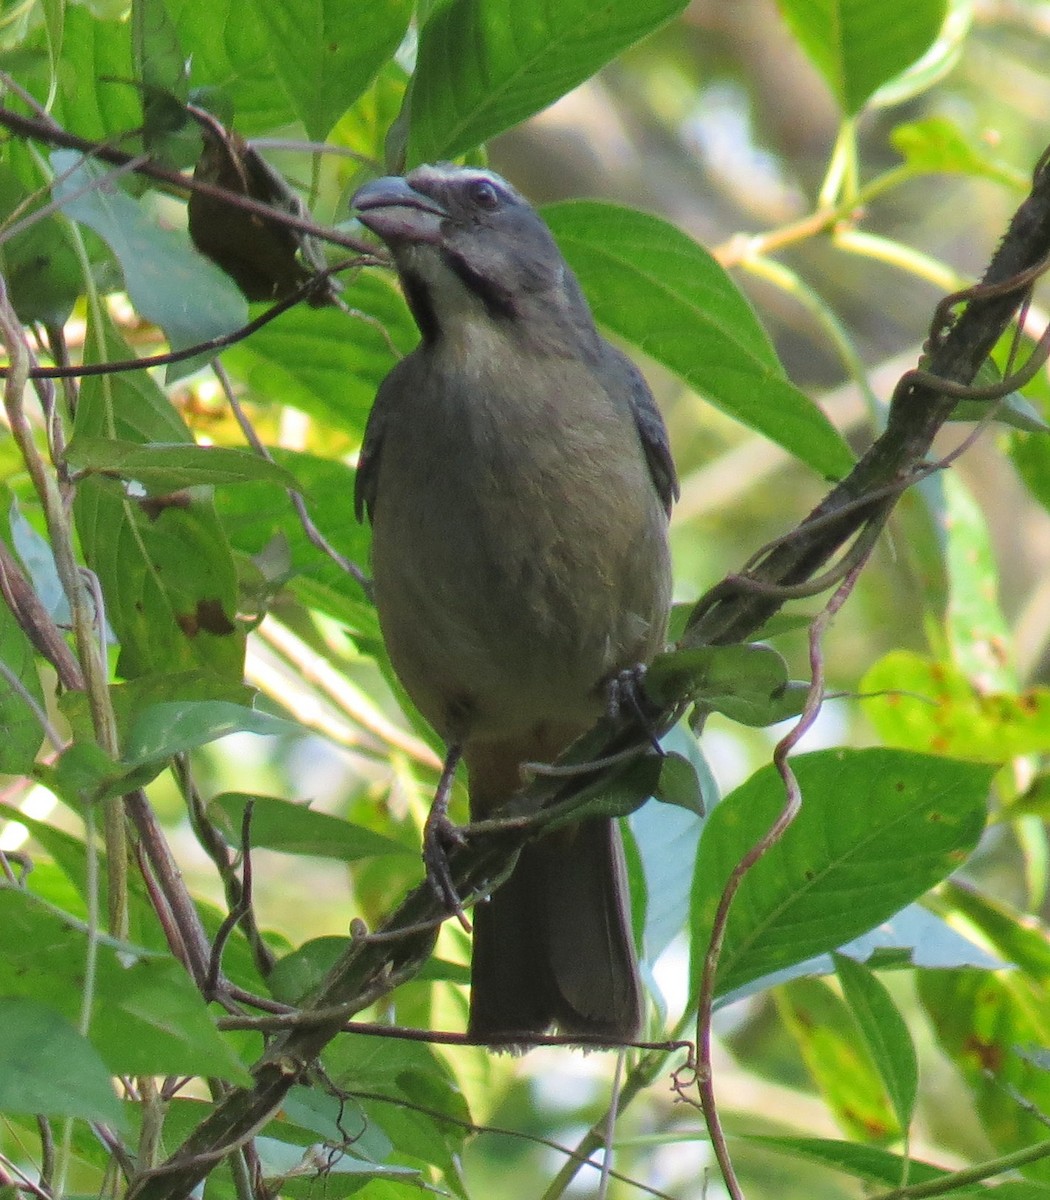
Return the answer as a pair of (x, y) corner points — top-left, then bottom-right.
(352, 164), (677, 1044)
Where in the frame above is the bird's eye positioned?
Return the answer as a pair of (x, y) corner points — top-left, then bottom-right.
(469, 179), (502, 211)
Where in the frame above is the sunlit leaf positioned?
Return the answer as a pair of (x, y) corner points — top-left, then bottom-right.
(545, 202), (853, 477)
(776, 0), (947, 116)
(248, 0), (412, 140)
(692, 748), (991, 997)
(407, 0), (688, 162)
(862, 652), (1050, 761)
(834, 952), (918, 1134)
(207, 792), (410, 860)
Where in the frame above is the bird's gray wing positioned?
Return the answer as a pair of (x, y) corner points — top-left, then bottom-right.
(354, 356), (416, 523)
(601, 344), (679, 515)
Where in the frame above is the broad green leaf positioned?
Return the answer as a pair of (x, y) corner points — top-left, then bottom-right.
(1012, 430), (1050, 523)
(741, 1136), (950, 1189)
(247, 0), (412, 140)
(938, 881), (1050, 982)
(331, 60), (410, 165)
(862, 652), (1050, 761)
(269, 937), (348, 1004)
(544, 202), (853, 477)
(0, 155), (81, 325)
(73, 316), (245, 681)
(0, 890), (251, 1083)
(133, 0), (188, 101)
(892, 117), (1028, 188)
(51, 150), (247, 353)
(0, 998), (124, 1128)
(647, 642), (807, 726)
(36, 742), (159, 807)
(166, 0), (299, 134)
(132, 0), (200, 166)
(718, 904), (1003, 1009)
(0, 580), (46, 775)
(211, 448), (375, 632)
(207, 792), (411, 860)
(406, 0), (688, 163)
(324, 1036), (470, 1181)
(124, 700), (304, 764)
(942, 474), (1014, 689)
(920, 968), (1050, 1183)
(692, 748), (991, 997)
(869, 0), (970, 108)
(776, 0), (947, 116)
(833, 952), (918, 1134)
(223, 272), (417, 437)
(778, 977), (901, 1143)
(66, 437), (301, 491)
(76, 475), (246, 680)
(654, 752), (705, 814)
(49, 6), (140, 140)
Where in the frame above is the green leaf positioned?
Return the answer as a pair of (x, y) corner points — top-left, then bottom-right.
(942, 474), (1014, 688)
(406, 0), (688, 163)
(268, 937), (347, 1004)
(51, 150), (247, 352)
(0, 998), (124, 1128)
(66, 437), (301, 491)
(892, 117), (1028, 188)
(76, 475), (246, 680)
(833, 952), (918, 1134)
(776, 0), (947, 116)
(248, 0), (412, 140)
(0, 577), (47, 775)
(324, 1036), (470, 1181)
(647, 643), (806, 726)
(1012, 429), (1050, 523)
(207, 792), (411, 861)
(0, 155), (81, 325)
(49, 6), (140, 141)
(920, 968), (1050, 1183)
(862, 652), (1050, 761)
(72, 316), (246, 682)
(654, 752), (705, 814)
(778, 977), (901, 1143)
(544, 202), (853, 477)
(224, 272), (417, 437)
(124, 700), (304, 764)
(0, 891), (251, 1083)
(742, 1135), (950, 1189)
(692, 748), (992, 998)
(211, 448), (375, 631)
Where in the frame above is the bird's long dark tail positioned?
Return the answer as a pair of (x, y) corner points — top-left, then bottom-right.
(468, 817), (642, 1044)
(464, 733), (642, 1045)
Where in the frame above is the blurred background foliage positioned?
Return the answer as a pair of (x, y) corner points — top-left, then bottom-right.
(4, 0), (1050, 1197)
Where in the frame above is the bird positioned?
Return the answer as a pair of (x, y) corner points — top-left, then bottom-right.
(351, 163), (677, 1045)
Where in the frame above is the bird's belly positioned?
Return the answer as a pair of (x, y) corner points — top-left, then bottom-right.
(371, 442), (669, 743)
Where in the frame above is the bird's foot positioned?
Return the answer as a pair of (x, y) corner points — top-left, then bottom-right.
(606, 664), (664, 756)
(423, 744), (473, 931)
(423, 808), (472, 930)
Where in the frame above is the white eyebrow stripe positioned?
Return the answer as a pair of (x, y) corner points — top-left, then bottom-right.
(412, 163), (519, 198)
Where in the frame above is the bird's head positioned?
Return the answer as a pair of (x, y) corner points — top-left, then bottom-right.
(352, 164), (594, 350)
